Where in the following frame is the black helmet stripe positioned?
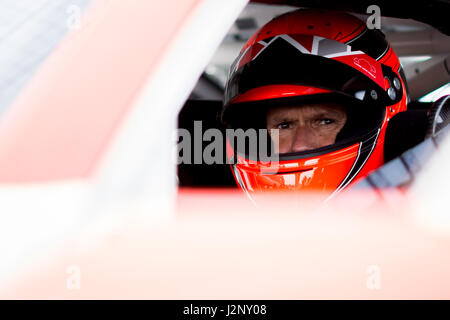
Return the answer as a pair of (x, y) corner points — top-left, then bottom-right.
(345, 28), (390, 61)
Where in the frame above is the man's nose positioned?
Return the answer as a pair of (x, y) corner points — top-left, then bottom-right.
(291, 126), (318, 152)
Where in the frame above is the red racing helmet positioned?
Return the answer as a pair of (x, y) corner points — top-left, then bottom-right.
(221, 9), (408, 201)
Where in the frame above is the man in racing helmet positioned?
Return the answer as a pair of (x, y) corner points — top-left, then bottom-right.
(221, 9), (408, 200)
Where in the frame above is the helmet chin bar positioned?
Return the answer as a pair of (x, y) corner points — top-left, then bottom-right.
(325, 128), (381, 200)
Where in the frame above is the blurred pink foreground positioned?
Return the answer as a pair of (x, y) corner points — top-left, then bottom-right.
(0, 0), (449, 299)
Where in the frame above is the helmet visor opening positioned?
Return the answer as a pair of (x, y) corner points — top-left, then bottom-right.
(226, 93), (385, 161)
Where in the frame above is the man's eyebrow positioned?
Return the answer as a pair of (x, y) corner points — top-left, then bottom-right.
(311, 112), (342, 119)
(268, 115), (297, 123)
(310, 108), (346, 118)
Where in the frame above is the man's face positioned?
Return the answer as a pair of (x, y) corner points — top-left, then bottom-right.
(266, 103), (347, 154)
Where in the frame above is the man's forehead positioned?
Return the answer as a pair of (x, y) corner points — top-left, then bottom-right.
(267, 102), (347, 115)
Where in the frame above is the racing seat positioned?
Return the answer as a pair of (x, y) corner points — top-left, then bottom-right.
(384, 101), (431, 162)
(353, 95), (450, 194)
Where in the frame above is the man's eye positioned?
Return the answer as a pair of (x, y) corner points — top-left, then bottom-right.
(277, 122), (291, 129)
(318, 118), (335, 125)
